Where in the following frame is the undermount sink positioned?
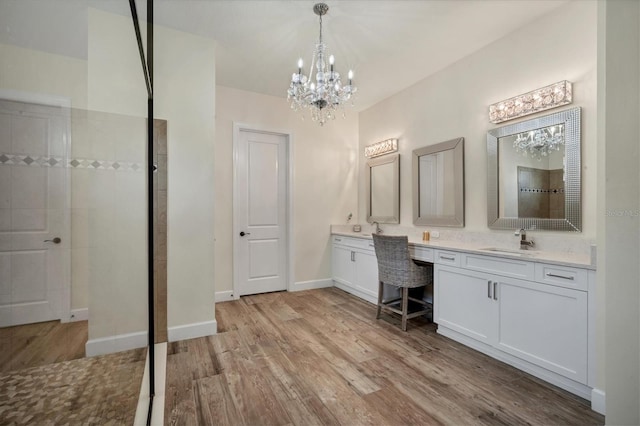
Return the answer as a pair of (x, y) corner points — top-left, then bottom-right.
(479, 247), (533, 257)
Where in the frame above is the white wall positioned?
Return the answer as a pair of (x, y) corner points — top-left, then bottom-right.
(598, 0), (640, 423)
(155, 22), (216, 335)
(85, 8), (148, 345)
(0, 43), (88, 110)
(358, 1), (597, 242)
(214, 86), (359, 295)
(358, 0), (601, 390)
(1, 6), (217, 349)
(87, 8), (217, 344)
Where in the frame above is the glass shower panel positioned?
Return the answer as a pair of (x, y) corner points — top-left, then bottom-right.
(0, 1), (150, 423)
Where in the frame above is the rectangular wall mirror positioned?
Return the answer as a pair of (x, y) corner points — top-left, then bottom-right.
(412, 137), (465, 227)
(487, 107), (581, 231)
(366, 153), (400, 224)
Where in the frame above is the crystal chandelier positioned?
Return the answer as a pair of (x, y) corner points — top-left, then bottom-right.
(513, 125), (565, 161)
(287, 3), (357, 126)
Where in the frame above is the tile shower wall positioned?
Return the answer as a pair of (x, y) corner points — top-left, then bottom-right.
(153, 119), (167, 343)
(70, 109), (147, 342)
(517, 166), (565, 219)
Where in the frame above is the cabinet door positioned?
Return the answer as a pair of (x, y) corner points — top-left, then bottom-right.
(495, 278), (588, 384)
(332, 245), (355, 287)
(434, 265), (496, 345)
(355, 250), (379, 300)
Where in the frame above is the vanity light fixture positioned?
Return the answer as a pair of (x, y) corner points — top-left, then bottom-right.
(489, 80), (572, 124)
(513, 124), (565, 161)
(287, 3), (357, 126)
(364, 138), (398, 158)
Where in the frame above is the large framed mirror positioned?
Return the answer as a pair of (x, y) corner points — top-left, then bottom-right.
(366, 153), (400, 223)
(487, 107), (581, 231)
(412, 137), (465, 227)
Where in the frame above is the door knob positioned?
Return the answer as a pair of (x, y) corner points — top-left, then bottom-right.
(44, 237), (62, 244)
(239, 231), (251, 237)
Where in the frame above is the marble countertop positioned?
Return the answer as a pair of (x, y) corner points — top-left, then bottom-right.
(332, 230), (595, 270)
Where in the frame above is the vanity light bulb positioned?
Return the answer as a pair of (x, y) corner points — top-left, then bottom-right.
(329, 55), (335, 65)
(297, 58), (303, 68)
(348, 70), (354, 80)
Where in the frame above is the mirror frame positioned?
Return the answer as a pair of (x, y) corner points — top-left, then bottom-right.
(366, 153), (400, 224)
(412, 137), (465, 227)
(487, 107), (581, 231)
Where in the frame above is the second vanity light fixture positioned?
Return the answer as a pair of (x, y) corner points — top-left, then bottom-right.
(287, 3), (357, 126)
(489, 80), (572, 124)
(365, 138), (398, 158)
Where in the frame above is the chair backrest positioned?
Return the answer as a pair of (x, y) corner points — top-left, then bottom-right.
(371, 234), (415, 287)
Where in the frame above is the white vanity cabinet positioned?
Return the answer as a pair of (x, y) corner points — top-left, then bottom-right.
(331, 236), (379, 304)
(434, 250), (593, 399)
(435, 265), (497, 345)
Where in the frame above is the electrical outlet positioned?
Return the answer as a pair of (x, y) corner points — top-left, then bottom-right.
(431, 230), (440, 238)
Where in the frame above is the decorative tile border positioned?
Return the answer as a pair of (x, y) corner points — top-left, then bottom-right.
(0, 153), (143, 172)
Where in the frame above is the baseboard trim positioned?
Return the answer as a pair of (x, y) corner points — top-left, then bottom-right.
(215, 290), (235, 303)
(591, 388), (606, 415)
(437, 326), (593, 401)
(292, 278), (333, 292)
(68, 308), (88, 322)
(168, 320), (217, 342)
(86, 330), (148, 357)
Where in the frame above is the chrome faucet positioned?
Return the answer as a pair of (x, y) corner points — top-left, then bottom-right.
(371, 221), (382, 234)
(515, 228), (534, 250)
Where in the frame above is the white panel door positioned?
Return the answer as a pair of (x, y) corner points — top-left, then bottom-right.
(0, 99), (69, 327)
(236, 129), (288, 296)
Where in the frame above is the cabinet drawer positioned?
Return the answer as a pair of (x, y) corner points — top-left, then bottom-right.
(410, 245), (434, 262)
(333, 235), (354, 246)
(333, 235), (375, 252)
(463, 254), (534, 281)
(434, 250), (460, 266)
(535, 263), (588, 291)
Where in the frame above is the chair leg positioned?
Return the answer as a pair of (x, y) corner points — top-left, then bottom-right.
(401, 287), (408, 331)
(376, 281), (383, 319)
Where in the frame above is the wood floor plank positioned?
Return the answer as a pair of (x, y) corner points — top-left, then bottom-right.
(165, 287), (603, 426)
(193, 375), (244, 426)
(285, 318), (381, 396)
(219, 348), (293, 425)
(363, 385), (445, 425)
(165, 352), (198, 425)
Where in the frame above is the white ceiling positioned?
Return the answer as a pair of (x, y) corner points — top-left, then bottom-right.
(0, 0), (569, 110)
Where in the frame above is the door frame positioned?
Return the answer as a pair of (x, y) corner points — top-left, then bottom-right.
(232, 123), (294, 300)
(0, 89), (72, 323)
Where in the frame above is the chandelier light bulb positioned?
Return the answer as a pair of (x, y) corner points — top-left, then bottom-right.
(287, 3), (357, 126)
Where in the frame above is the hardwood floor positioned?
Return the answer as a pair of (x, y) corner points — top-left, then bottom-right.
(165, 287), (604, 425)
(0, 319), (87, 373)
